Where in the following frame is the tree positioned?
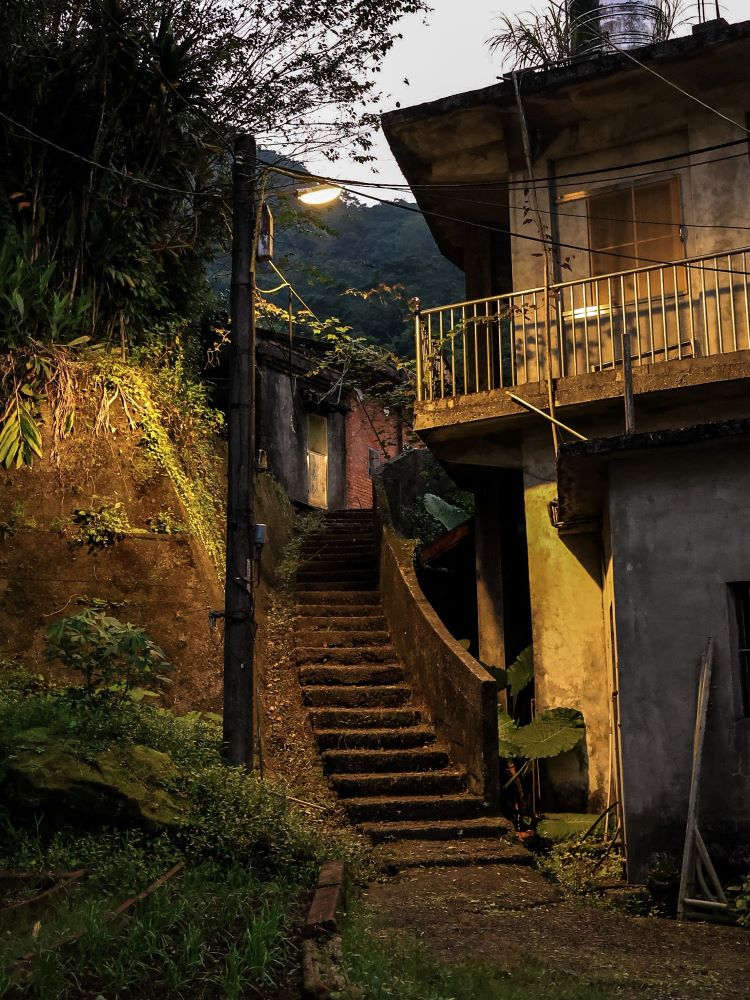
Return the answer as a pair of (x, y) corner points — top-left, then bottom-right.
(0, 0), (428, 463)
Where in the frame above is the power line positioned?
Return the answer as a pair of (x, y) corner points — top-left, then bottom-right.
(596, 28), (750, 138)
(270, 136), (749, 195)
(342, 183), (750, 279)
(0, 109), (220, 199)
(254, 143), (750, 205)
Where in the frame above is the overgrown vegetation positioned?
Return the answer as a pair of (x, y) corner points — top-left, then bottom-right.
(44, 608), (173, 699)
(70, 499), (131, 549)
(538, 838), (624, 898)
(0, 663), (348, 997)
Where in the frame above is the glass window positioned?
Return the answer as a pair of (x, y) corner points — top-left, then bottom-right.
(588, 178), (685, 298)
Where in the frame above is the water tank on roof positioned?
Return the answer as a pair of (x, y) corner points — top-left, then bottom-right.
(569, 1), (670, 54)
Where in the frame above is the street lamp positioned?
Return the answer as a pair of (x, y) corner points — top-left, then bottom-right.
(222, 137), (341, 767)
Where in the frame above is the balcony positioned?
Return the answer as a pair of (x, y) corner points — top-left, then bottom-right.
(415, 246), (750, 406)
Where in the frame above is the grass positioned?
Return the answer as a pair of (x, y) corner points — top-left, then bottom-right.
(341, 908), (622, 1000)
(0, 661), (356, 998)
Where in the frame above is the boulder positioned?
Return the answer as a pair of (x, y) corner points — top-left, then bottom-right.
(1, 732), (186, 830)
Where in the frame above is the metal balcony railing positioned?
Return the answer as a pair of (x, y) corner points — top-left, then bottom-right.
(414, 246), (750, 403)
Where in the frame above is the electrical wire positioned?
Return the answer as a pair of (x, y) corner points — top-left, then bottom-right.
(595, 26), (750, 137)
(343, 183), (750, 279)
(256, 137), (750, 195)
(0, 109), (221, 199)
(6, 102), (749, 281)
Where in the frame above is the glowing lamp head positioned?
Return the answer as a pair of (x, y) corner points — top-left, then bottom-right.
(297, 184), (342, 206)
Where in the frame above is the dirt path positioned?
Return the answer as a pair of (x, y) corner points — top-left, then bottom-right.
(363, 865), (750, 999)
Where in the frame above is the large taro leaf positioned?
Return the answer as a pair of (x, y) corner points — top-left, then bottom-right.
(498, 709), (521, 758)
(423, 493), (470, 531)
(506, 645), (533, 697)
(511, 707), (585, 760)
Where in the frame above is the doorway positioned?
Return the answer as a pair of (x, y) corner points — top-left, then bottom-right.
(307, 413), (328, 509)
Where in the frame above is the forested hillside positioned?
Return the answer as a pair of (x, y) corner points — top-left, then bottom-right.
(219, 193), (465, 357)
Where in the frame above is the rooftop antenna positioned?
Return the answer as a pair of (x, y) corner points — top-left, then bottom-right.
(698, 1), (723, 21)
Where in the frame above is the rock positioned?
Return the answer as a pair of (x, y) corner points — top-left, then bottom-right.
(1, 733), (186, 830)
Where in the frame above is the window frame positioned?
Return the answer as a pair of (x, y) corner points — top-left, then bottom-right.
(586, 176), (686, 280)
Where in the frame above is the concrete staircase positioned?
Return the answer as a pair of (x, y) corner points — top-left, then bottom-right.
(295, 509), (530, 869)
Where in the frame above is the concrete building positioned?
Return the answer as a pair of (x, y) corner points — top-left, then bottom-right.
(255, 328), (404, 510)
(382, 16), (750, 876)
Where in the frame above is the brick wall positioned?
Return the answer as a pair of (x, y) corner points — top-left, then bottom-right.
(344, 398), (403, 509)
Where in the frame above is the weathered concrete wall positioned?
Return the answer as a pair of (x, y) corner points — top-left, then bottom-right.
(511, 101), (750, 294)
(521, 429), (611, 812)
(374, 475), (499, 801)
(257, 365), (346, 510)
(379, 527), (500, 803)
(608, 440), (750, 877)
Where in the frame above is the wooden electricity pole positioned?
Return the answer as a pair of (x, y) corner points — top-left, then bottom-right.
(223, 133), (257, 767)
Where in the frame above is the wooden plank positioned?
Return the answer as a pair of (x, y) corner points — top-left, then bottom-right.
(677, 639), (730, 921)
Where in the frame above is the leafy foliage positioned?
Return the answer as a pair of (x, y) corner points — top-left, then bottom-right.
(488, 1), (688, 71)
(729, 872), (750, 927)
(146, 509), (184, 534)
(44, 609), (173, 698)
(423, 493), (470, 532)
(71, 500), (131, 550)
(538, 839), (624, 897)
(507, 645), (534, 698)
(502, 707), (586, 761)
(498, 709), (522, 759)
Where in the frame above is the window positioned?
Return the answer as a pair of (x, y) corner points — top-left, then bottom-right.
(588, 178), (684, 298)
(729, 583), (750, 718)
(367, 447), (381, 478)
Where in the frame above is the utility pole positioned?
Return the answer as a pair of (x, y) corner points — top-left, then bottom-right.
(223, 133), (257, 767)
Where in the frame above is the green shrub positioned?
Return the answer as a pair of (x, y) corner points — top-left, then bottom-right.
(729, 872), (750, 927)
(146, 509), (184, 534)
(44, 609), (173, 698)
(71, 500), (131, 549)
(538, 839), (624, 896)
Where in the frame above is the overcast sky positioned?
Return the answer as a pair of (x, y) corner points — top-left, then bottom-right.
(304, 0), (748, 194)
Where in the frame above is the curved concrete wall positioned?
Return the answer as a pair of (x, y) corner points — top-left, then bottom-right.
(374, 477), (499, 802)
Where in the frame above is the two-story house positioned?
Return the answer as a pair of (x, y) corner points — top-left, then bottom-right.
(382, 14), (750, 878)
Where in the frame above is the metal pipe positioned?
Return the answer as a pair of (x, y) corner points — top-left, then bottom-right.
(507, 392), (588, 441)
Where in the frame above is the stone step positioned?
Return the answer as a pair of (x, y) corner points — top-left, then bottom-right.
(331, 770), (466, 798)
(321, 746), (449, 774)
(296, 591), (381, 606)
(344, 793), (487, 824)
(297, 616), (387, 630)
(299, 557), (378, 572)
(297, 580), (379, 592)
(306, 527), (375, 538)
(297, 567), (378, 581)
(314, 726), (436, 751)
(295, 630), (391, 648)
(300, 663), (405, 686)
(302, 684), (411, 708)
(359, 816), (513, 843)
(374, 837), (533, 871)
(296, 605), (382, 619)
(297, 646), (396, 665)
(309, 707), (421, 730)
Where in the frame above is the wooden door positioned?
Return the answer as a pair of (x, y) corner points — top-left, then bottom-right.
(307, 413), (328, 509)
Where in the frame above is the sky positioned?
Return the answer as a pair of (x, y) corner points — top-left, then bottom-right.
(304, 0), (748, 195)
